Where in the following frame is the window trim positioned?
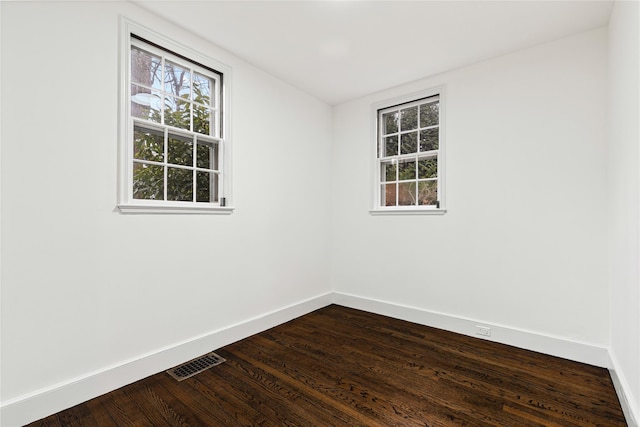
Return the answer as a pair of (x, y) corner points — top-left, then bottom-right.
(117, 17), (233, 214)
(369, 86), (447, 215)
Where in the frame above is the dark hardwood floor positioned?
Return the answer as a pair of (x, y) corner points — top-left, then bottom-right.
(28, 305), (627, 426)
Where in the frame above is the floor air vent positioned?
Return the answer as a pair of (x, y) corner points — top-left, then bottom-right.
(167, 351), (226, 381)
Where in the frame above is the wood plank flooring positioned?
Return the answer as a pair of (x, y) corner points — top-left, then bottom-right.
(27, 305), (627, 426)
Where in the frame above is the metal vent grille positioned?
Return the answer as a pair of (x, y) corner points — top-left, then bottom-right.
(166, 351), (226, 381)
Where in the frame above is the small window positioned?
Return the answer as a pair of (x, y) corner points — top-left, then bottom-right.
(118, 22), (232, 214)
(372, 90), (445, 214)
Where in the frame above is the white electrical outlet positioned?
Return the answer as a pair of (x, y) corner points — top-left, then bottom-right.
(476, 325), (491, 337)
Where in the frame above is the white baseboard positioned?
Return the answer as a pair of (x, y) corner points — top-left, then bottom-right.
(332, 292), (610, 367)
(609, 352), (640, 427)
(0, 293), (333, 427)
(0, 291), (629, 426)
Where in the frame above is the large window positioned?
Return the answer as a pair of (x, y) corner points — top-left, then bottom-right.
(372, 90), (445, 214)
(118, 21), (232, 214)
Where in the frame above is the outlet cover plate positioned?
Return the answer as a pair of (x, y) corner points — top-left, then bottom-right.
(476, 325), (491, 337)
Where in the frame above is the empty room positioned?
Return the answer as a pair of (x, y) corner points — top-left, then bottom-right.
(1, 0), (638, 426)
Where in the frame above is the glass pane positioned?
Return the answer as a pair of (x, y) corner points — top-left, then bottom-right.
(382, 183), (396, 207)
(131, 47), (162, 89)
(196, 171), (218, 202)
(418, 157), (438, 179)
(167, 167), (193, 201)
(196, 140), (218, 170)
(164, 60), (191, 98)
(381, 161), (396, 182)
(133, 162), (164, 200)
(383, 136), (398, 157)
(398, 182), (417, 206)
(400, 106), (418, 131)
(193, 73), (212, 105)
(420, 128), (439, 152)
(420, 101), (439, 127)
(164, 96), (190, 130)
(418, 181), (438, 206)
(131, 85), (161, 123)
(382, 111), (398, 134)
(133, 125), (164, 162)
(398, 158), (416, 181)
(193, 104), (212, 135)
(168, 134), (193, 166)
(400, 132), (418, 154)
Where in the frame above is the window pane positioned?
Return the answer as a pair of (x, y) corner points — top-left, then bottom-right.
(164, 60), (191, 98)
(420, 101), (439, 127)
(131, 47), (162, 89)
(164, 96), (190, 130)
(418, 157), (438, 179)
(400, 106), (418, 131)
(381, 161), (397, 182)
(382, 111), (399, 134)
(133, 125), (164, 162)
(196, 171), (218, 202)
(167, 167), (193, 201)
(196, 140), (218, 170)
(193, 73), (212, 105)
(420, 128), (439, 152)
(400, 132), (418, 154)
(131, 85), (161, 123)
(168, 134), (193, 166)
(382, 183), (397, 207)
(128, 40), (226, 209)
(193, 104), (212, 135)
(418, 181), (438, 206)
(383, 135), (398, 157)
(398, 158), (416, 181)
(398, 182), (416, 206)
(133, 162), (164, 200)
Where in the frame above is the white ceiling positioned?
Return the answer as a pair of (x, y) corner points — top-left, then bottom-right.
(135, 0), (614, 105)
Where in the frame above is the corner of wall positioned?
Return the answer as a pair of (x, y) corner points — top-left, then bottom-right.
(609, 351), (640, 427)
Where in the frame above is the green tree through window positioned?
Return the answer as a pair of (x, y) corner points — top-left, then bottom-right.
(129, 38), (222, 204)
(377, 95), (441, 209)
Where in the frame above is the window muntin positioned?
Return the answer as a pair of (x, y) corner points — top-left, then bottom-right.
(376, 95), (442, 210)
(124, 36), (226, 209)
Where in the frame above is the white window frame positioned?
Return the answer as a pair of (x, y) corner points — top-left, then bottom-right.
(370, 86), (446, 215)
(117, 18), (233, 214)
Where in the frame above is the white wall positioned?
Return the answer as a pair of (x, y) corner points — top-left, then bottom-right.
(2, 1), (636, 425)
(608, 0), (640, 422)
(0, 0), (331, 413)
(331, 28), (609, 348)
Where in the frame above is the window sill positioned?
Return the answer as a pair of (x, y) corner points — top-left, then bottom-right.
(118, 203), (235, 215)
(369, 207), (447, 216)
